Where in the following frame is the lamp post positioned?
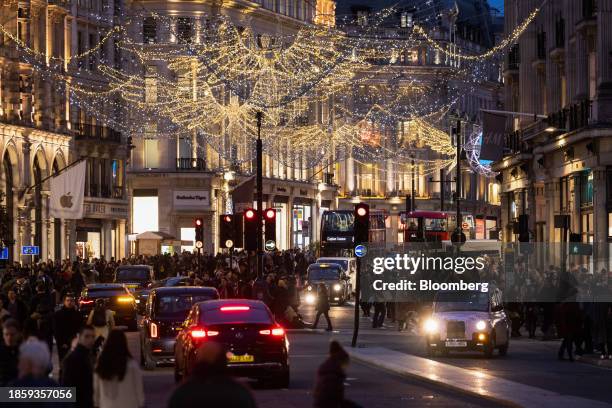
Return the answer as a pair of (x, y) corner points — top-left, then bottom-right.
(256, 112), (264, 278)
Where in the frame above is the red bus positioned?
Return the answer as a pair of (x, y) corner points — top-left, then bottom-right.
(320, 209), (386, 256)
(401, 211), (476, 242)
(402, 211), (450, 242)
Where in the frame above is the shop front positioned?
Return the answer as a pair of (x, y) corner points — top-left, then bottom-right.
(75, 198), (128, 260)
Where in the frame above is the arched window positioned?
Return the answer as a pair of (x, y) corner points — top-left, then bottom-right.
(3, 152), (14, 261)
(53, 159), (61, 260)
(33, 156), (42, 261)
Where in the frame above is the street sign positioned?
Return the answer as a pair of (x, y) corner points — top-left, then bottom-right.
(265, 240), (276, 251)
(354, 244), (367, 258)
(0, 247), (8, 260)
(21, 246), (39, 256)
(195, 241), (203, 249)
(461, 222), (470, 230)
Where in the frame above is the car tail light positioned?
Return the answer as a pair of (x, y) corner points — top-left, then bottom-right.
(220, 306), (250, 312)
(150, 322), (158, 338)
(260, 326), (285, 337)
(79, 299), (93, 305)
(189, 327), (219, 339)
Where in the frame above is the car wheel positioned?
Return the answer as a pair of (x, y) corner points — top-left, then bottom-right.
(174, 363), (183, 383)
(128, 318), (138, 331)
(273, 368), (290, 389)
(484, 334), (496, 358)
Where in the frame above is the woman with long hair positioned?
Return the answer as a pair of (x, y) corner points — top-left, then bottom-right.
(93, 330), (144, 408)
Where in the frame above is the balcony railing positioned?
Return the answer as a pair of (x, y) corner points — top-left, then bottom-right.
(73, 122), (121, 143)
(176, 158), (206, 171)
(546, 99), (591, 134)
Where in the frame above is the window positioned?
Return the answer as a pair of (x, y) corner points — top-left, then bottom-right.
(400, 12), (413, 28)
(357, 10), (369, 26)
(608, 213), (612, 238)
(144, 138), (159, 169)
(143, 17), (156, 44)
(579, 170), (593, 207)
(132, 196), (158, 233)
(176, 17), (193, 44)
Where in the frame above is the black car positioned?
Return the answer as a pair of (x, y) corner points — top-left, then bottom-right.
(136, 277), (195, 314)
(139, 286), (219, 369)
(174, 300), (289, 388)
(114, 265), (155, 292)
(303, 263), (350, 305)
(79, 284), (138, 330)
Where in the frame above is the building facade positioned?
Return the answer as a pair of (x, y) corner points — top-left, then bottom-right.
(125, 0), (338, 254)
(495, 0), (612, 250)
(0, 0), (129, 262)
(334, 0), (504, 243)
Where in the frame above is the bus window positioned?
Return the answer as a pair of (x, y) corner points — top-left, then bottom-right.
(424, 218), (446, 231)
(406, 217), (419, 231)
(323, 212), (354, 233)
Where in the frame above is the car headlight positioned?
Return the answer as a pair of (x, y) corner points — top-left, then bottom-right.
(307, 285), (312, 291)
(333, 284), (342, 292)
(475, 320), (487, 331)
(305, 293), (316, 305)
(423, 318), (439, 334)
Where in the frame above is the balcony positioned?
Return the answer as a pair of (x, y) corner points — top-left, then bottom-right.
(73, 123), (121, 143)
(546, 99), (591, 136)
(176, 158), (206, 171)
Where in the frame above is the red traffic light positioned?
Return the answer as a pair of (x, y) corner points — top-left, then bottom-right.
(223, 215), (232, 223)
(264, 208), (276, 220)
(245, 209), (256, 220)
(356, 206), (368, 217)
(195, 218), (203, 226)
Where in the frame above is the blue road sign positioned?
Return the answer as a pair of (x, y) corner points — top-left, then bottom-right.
(0, 247), (8, 260)
(21, 246), (39, 256)
(354, 244), (367, 258)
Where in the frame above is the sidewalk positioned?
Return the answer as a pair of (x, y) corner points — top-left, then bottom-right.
(346, 346), (611, 408)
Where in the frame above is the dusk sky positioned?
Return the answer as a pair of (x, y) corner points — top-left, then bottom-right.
(489, 0), (504, 13)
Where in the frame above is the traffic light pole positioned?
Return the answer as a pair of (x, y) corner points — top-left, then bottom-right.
(256, 112), (264, 278)
(351, 257), (361, 348)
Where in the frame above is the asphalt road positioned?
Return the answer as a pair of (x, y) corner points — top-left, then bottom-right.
(304, 303), (612, 406)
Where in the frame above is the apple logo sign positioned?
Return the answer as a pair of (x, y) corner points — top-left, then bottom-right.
(60, 192), (73, 208)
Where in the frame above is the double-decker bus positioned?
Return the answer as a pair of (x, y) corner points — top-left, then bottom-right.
(401, 211), (476, 242)
(320, 210), (386, 256)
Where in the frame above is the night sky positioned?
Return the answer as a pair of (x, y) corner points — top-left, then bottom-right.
(489, 0), (504, 13)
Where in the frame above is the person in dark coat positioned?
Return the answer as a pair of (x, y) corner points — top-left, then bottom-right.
(556, 302), (582, 361)
(313, 284), (332, 331)
(6, 289), (28, 326)
(168, 342), (257, 408)
(313, 341), (360, 408)
(272, 280), (290, 322)
(60, 325), (96, 408)
(53, 294), (83, 364)
(0, 319), (22, 385)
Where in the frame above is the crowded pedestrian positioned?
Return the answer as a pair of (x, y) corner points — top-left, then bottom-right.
(0, 318), (22, 385)
(313, 283), (332, 331)
(53, 293), (83, 364)
(313, 341), (361, 408)
(61, 325), (96, 408)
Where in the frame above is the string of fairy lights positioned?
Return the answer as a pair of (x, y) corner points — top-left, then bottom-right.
(0, 1), (540, 178)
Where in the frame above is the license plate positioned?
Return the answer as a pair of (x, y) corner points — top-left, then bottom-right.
(445, 340), (467, 347)
(228, 354), (254, 363)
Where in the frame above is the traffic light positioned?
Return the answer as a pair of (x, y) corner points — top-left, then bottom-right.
(194, 217), (204, 249)
(354, 203), (369, 244)
(264, 208), (276, 251)
(219, 214), (235, 249)
(243, 208), (258, 251)
(233, 213), (244, 249)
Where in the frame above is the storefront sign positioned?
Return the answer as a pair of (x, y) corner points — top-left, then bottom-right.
(173, 190), (210, 209)
(83, 199), (129, 220)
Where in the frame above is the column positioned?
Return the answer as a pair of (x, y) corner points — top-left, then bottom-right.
(118, 219), (126, 259)
(592, 168), (608, 270)
(596, 0), (612, 120)
(103, 219), (112, 259)
(67, 220), (76, 261)
(386, 159), (394, 194)
(575, 31), (589, 100)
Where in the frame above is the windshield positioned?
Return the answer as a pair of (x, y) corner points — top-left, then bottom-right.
(201, 308), (273, 325)
(323, 212), (354, 233)
(116, 268), (150, 281)
(154, 294), (216, 318)
(434, 292), (489, 312)
(405, 217), (446, 231)
(320, 260), (348, 270)
(83, 288), (127, 298)
(309, 267), (340, 281)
